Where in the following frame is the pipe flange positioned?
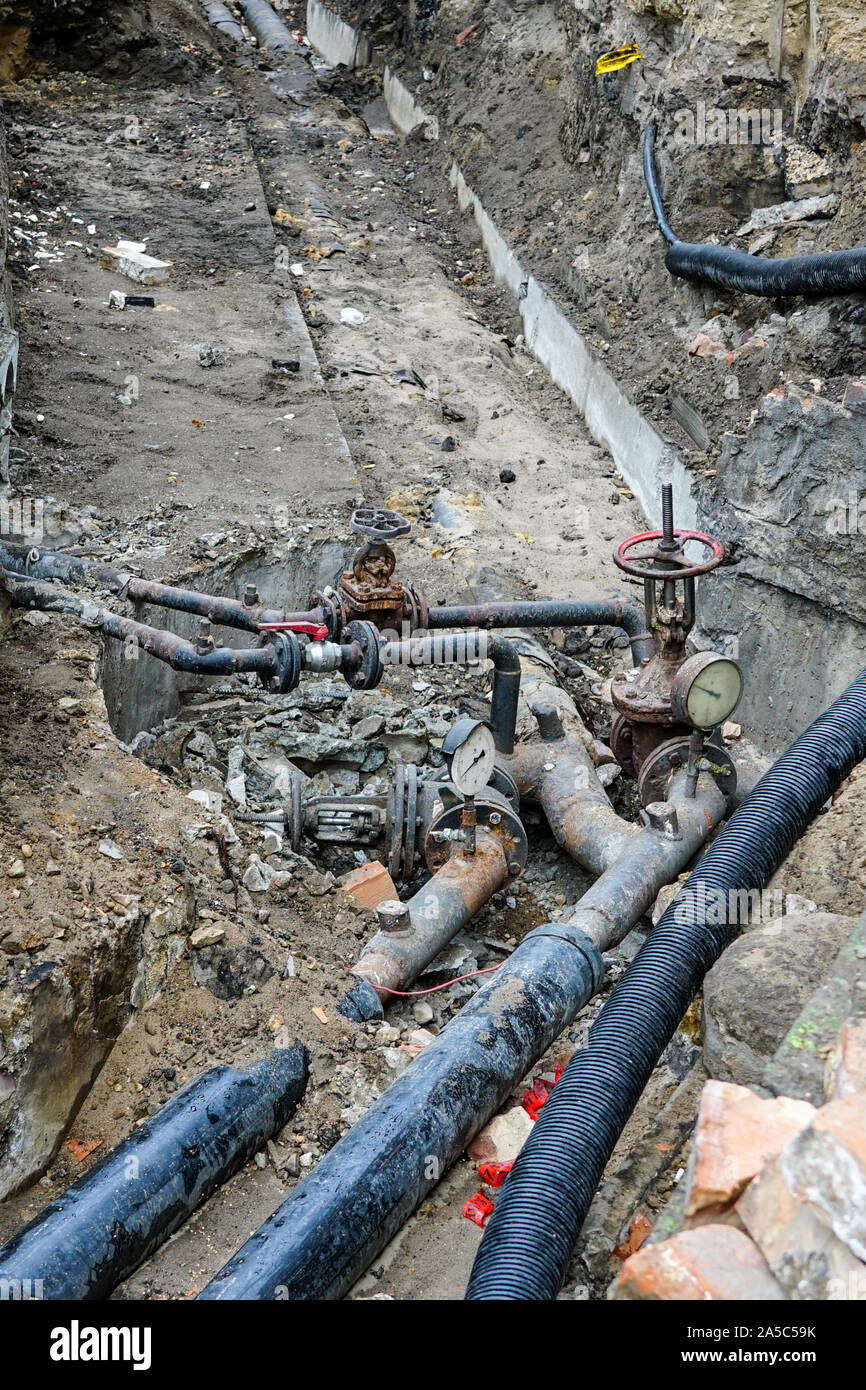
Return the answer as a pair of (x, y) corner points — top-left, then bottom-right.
(404, 582), (429, 633)
(259, 630), (301, 694)
(342, 620), (384, 690)
(424, 789), (528, 875)
(489, 761), (521, 812)
(609, 713), (636, 779)
(637, 735), (736, 808)
(309, 587), (343, 642)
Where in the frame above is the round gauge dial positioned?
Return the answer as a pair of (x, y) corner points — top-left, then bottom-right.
(441, 717), (496, 797)
(672, 652), (743, 730)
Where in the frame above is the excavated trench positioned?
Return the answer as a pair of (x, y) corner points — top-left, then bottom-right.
(2, 0), (866, 1307)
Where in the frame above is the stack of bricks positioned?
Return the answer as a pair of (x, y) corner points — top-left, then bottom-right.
(613, 1018), (866, 1301)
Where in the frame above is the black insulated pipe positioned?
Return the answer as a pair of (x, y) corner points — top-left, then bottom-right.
(198, 926), (604, 1300)
(0, 1048), (308, 1301)
(381, 631), (521, 753)
(238, 0), (297, 51)
(642, 125), (866, 298)
(467, 668), (866, 1299)
(0, 539), (321, 636)
(4, 575), (282, 680)
(427, 598), (654, 667)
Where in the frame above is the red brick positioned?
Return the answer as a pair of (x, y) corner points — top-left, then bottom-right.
(338, 860), (399, 911)
(684, 1080), (815, 1218)
(612, 1225), (787, 1301)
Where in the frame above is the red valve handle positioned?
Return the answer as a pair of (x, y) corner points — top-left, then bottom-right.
(613, 528), (725, 582)
(258, 621), (330, 641)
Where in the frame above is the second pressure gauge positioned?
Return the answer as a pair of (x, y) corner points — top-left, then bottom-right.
(441, 718), (496, 797)
(671, 651), (743, 730)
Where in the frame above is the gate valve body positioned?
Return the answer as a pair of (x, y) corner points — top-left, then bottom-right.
(609, 484), (741, 807)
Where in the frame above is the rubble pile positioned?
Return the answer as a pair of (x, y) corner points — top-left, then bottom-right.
(615, 1056), (866, 1301)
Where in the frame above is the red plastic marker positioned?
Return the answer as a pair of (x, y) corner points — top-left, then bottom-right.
(477, 1160), (514, 1188)
(462, 1191), (495, 1228)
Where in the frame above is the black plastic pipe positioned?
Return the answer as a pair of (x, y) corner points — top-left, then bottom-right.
(642, 125), (866, 298)
(238, 0), (297, 51)
(427, 598), (654, 666)
(0, 1048), (308, 1301)
(198, 924), (604, 1300)
(467, 667), (866, 1299)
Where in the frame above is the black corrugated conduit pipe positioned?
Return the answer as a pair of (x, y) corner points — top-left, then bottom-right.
(0, 1048), (308, 1300)
(643, 124), (866, 298)
(466, 668), (866, 1299)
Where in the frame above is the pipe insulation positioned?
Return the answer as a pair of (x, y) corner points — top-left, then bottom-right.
(202, 1), (246, 43)
(199, 927), (605, 1300)
(467, 668), (866, 1299)
(0, 1048), (308, 1300)
(0, 539), (318, 635)
(427, 598), (654, 666)
(4, 574), (280, 679)
(198, 775), (724, 1300)
(237, 0), (297, 51)
(643, 125), (866, 298)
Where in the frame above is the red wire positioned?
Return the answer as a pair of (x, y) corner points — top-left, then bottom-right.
(343, 962), (503, 996)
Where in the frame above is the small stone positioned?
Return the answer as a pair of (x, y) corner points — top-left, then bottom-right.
(353, 714), (385, 739)
(189, 924), (226, 949)
(401, 1027), (436, 1057)
(781, 1093), (866, 1262)
(242, 856), (272, 893)
(98, 838), (124, 861)
(412, 1000), (434, 1025)
(684, 1080), (815, 1219)
(468, 1106), (535, 1164)
(612, 1226), (787, 1300)
(7, 860), (25, 878)
(499, 468), (516, 483)
(45, 861), (61, 875)
(374, 1024), (400, 1046)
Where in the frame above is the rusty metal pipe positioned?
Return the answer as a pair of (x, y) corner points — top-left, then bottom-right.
(0, 541), (324, 636)
(426, 599), (654, 666)
(4, 576), (279, 678)
(563, 772), (727, 952)
(340, 829), (510, 1019)
(381, 631), (520, 753)
(509, 738), (639, 876)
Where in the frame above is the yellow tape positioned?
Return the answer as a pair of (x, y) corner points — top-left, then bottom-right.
(595, 44), (642, 75)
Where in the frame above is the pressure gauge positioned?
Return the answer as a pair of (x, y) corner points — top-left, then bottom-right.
(671, 651), (743, 730)
(441, 718), (496, 797)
